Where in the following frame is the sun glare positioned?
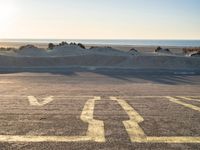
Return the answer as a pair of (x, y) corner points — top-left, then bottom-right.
(0, 1), (17, 32)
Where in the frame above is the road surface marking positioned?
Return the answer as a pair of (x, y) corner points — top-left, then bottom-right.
(81, 96), (105, 142)
(166, 96), (200, 112)
(110, 96), (146, 140)
(0, 96), (105, 143)
(117, 96), (200, 99)
(0, 95), (95, 98)
(0, 95), (200, 99)
(177, 96), (200, 102)
(0, 135), (91, 142)
(28, 96), (54, 106)
(110, 96), (200, 143)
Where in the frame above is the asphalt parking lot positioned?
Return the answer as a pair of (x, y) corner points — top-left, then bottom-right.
(0, 68), (200, 149)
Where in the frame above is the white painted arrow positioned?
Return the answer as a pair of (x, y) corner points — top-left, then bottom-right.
(28, 96), (54, 106)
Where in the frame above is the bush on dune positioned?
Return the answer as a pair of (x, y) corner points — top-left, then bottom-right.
(52, 41), (86, 49)
(155, 46), (162, 52)
(48, 43), (55, 50)
(183, 47), (200, 54)
(191, 51), (200, 57)
(59, 41), (68, 46)
(47, 41), (68, 49)
(77, 43), (86, 49)
(155, 46), (171, 53)
(69, 42), (76, 45)
(129, 48), (138, 52)
(19, 45), (38, 50)
(0, 47), (7, 51)
(0, 47), (16, 51)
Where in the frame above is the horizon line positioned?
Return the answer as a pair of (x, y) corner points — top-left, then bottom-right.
(1, 38), (200, 41)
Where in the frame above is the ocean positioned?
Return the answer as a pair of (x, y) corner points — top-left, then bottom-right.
(1, 39), (200, 47)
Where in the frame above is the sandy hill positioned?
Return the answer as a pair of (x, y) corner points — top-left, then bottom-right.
(88, 47), (130, 56)
(48, 45), (89, 56)
(15, 45), (47, 57)
(0, 44), (200, 70)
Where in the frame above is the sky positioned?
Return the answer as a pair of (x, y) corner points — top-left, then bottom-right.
(0, 0), (200, 39)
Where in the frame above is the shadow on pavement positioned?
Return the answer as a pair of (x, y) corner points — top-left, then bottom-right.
(0, 67), (200, 85)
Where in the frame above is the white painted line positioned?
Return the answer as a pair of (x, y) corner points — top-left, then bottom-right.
(28, 96), (54, 106)
(0, 96), (105, 143)
(111, 96), (200, 143)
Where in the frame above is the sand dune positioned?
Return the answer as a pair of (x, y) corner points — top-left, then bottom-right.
(0, 45), (199, 69)
(48, 45), (89, 56)
(0, 55), (199, 69)
(17, 47), (47, 57)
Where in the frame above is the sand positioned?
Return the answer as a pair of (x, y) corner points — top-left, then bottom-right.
(0, 43), (199, 70)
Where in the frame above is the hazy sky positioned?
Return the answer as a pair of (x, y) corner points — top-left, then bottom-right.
(0, 0), (200, 39)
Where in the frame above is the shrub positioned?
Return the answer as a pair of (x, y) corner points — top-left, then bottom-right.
(90, 46), (99, 49)
(129, 48), (138, 52)
(58, 41), (68, 46)
(77, 43), (86, 49)
(0, 47), (6, 51)
(48, 43), (55, 50)
(0, 47), (17, 51)
(7, 47), (14, 51)
(104, 46), (112, 49)
(69, 42), (76, 45)
(155, 46), (162, 52)
(165, 48), (170, 52)
(191, 51), (200, 57)
(19, 45), (37, 50)
(183, 47), (200, 54)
